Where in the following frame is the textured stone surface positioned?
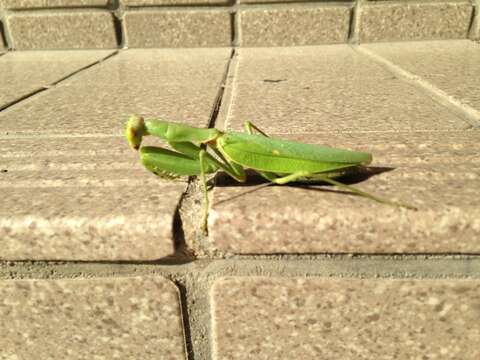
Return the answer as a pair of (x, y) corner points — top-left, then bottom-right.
(360, 2), (473, 42)
(364, 40), (480, 110)
(0, 277), (186, 359)
(0, 50), (113, 108)
(210, 44), (479, 254)
(225, 46), (472, 134)
(232, 45), (387, 82)
(0, 49), (230, 260)
(212, 277), (480, 359)
(240, 5), (350, 46)
(124, 9), (231, 48)
(123, 0), (229, 5)
(0, 0), (109, 8)
(0, 48), (231, 136)
(0, 136), (186, 260)
(210, 131), (480, 254)
(7, 11), (117, 50)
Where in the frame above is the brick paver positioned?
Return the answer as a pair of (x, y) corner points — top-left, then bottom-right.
(212, 277), (480, 359)
(1, 49), (230, 260)
(0, 50), (113, 108)
(210, 43), (480, 254)
(0, 277), (186, 359)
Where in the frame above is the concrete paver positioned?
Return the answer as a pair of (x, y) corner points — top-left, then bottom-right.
(124, 9), (231, 48)
(225, 46), (472, 134)
(364, 40), (480, 110)
(122, 0), (229, 5)
(0, 0), (109, 8)
(0, 136), (186, 260)
(1, 49), (231, 260)
(239, 5), (350, 46)
(212, 277), (480, 360)
(7, 11), (118, 50)
(0, 50), (114, 108)
(0, 277), (186, 359)
(210, 131), (480, 253)
(1, 48), (231, 136)
(360, 2), (473, 42)
(210, 44), (480, 254)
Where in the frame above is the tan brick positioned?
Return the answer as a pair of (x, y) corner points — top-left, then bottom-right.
(122, 0), (229, 5)
(124, 9), (231, 48)
(240, 5), (351, 46)
(0, 277), (186, 359)
(0, 50), (113, 108)
(0, 137), (186, 261)
(360, 2), (473, 42)
(225, 47), (471, 134)
(7, 11), (117, 50)
(0, 49), (230, 260)
(210, 131), (480, 254)
(0, 48), (231, 136)
(212, 277), (480, 360)
(0, 0), (109, 8)
(233, 45), (386, 82)
(364, 40), (480, 110)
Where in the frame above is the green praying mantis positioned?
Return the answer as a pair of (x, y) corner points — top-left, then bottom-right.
(126, 115), (416, 231)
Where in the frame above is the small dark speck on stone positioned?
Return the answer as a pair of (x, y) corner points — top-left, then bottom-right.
(263, 79), (286, 83)
(1, 169), (7, 173)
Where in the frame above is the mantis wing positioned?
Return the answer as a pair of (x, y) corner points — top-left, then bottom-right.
(218, 132), (372, 174)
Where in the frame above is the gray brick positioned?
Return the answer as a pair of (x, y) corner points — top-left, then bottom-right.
(360, 2), (473, 42)
(7, 11), (118, 50)
(212, 277), (480, 359)
(0, 277), (186, 359)
(240, 5), (351, 46)
(124, 9), (232, 48)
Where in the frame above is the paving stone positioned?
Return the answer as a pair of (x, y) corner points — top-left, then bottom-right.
(212, 277), (480, 359)
(0, 48), (231, 136)
(0, 136), (186, 260)
(0, 49), (230, 260)
(0, 277), (186, 359)
(0, 0), (109, 8)
(124, 9), (231, 48)
(225, 47), (472, 134)
(123, 0), (229, 5)
(233, 45), (391, 82)
(7, 11), (118, 50)
(360, 2), (473, 42)
(364, 40), (480, 110)
(0, 50), (113, 109)
(240, 5), (350, 46)
(210, 131), (480, 254)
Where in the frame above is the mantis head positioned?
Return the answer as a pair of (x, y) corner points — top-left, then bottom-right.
(126, 115), (147, 150)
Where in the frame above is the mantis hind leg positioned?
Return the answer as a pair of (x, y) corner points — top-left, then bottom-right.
(270, 171), (417, 210)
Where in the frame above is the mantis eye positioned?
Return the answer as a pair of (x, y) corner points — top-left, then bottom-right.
(125, 115), (146, 150)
